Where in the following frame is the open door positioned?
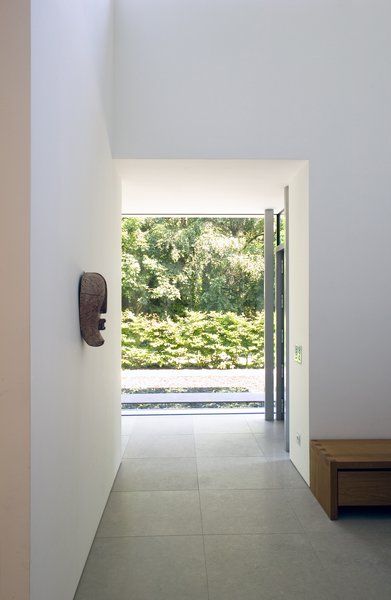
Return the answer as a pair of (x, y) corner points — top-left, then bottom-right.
(275, 189), (289, 451)
(283, 187), (290, 452)
(275, 241), (285, 422)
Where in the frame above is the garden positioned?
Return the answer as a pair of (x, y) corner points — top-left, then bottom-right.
(122, 217), (265, 370)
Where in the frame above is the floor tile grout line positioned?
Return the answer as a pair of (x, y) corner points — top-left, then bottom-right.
(120, 456), (198, 461)
(95, 530), (309, 539)
(194, 431), (255, 435)
(119, 454), (287, 460)
(112, 488), (198, 493)
(73, 475), (121, 598)
(245, 416), (308, 534)
(195, 452), (211, 600)
(96, 533), (206, 540)
(302, 531), (345, 600)
(197, 454), (268, 458)
(124, 455), (197, 459)
(247, 421), (289, 461)
(126, 434), (195, 437)
(282, 489), (321, 537)
(248, 418), (268, 458)
(123, 455), (289, 459)
(245, 415), (286, 437)
(111, 486), (309, 494)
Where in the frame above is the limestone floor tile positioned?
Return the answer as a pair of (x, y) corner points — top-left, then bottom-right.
(97, 491), (202, 537)
(200, 489), (303, 534)
(264, 453), (291, 462)
(75, 535), (208, 600)
(121, 436), (129, 457)
(257, 459), (307, 488)
(204, 533), (340, 600)
(124, 434), (196, 458)
(245, 416), (285, 437)
(121, 417), (136, 436)
(197, 456), (267, 489)
(195, 433), (263, 457)
(193, 415), (251, 434)
(286, 488), (391, 534)
(284, 487), (339, 533)
(254, 434), (289, 459)
(198, 456), (305, 490)
(132, 416), (194, 435)
(309, 530), (391, 600)
(113, 458), (198, 491)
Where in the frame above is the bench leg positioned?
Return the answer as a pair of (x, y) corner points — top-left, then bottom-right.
(310, 447), (338, 519)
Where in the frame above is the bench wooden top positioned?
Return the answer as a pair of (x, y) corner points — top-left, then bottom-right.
(311, 440), (391, 468)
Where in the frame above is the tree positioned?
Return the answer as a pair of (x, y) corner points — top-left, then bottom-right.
(122, 217), (264, 316)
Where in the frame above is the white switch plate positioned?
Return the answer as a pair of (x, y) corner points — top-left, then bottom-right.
(294, 345), (302, 364)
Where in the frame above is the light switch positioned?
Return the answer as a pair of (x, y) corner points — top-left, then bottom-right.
(294, 345), (302, 364)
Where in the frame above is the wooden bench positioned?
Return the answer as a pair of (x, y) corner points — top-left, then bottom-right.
(310, 440), (391, 520)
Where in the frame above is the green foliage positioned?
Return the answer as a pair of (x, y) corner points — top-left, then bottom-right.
(122, 217), (264, 316)
(121, 218), (266, 370)
(122, 310), (264, 370)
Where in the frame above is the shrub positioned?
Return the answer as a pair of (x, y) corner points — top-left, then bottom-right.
(122, 310), (264, 369)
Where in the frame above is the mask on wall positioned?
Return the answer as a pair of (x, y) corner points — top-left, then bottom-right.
(79, 272), (107, 347)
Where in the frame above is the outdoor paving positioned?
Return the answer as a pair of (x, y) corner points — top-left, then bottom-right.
(122, 368), (265, 393)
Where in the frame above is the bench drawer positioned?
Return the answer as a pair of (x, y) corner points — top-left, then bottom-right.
(338, 470), (391, 506)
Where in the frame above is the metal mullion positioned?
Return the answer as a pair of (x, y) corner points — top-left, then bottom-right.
(264, 209), (275, 421)
(275, 247), (284, 421)
(284, 187), (290, 451)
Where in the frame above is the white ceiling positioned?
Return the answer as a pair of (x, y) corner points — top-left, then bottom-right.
(116, 159), (306, 215)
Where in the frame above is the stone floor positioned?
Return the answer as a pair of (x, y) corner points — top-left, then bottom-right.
(75, 414), (391, 600)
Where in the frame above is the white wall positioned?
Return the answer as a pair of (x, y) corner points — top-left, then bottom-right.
(114, 0), (391, 478)
(0, 2), (30, 598)
(288, 164), (309, 481)
(31, 2), (121, 599)
(117, 159), (304, 214)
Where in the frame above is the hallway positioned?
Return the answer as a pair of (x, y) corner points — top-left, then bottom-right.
(75, 414), (391, 600)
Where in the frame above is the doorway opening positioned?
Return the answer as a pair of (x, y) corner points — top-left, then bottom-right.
(116, 157), (307, 458)
(121, 215), (277, 415)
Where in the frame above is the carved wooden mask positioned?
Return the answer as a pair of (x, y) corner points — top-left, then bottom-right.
(79, 272), (107, 347)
